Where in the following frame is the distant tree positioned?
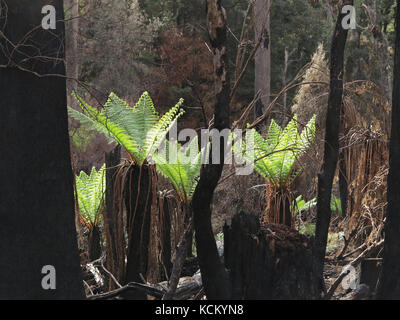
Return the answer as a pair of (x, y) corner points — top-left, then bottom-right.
(254, 0), (271, 122)
(65, 0), (79, 110)
(0, 0), (83, 298)
(270, 0), (327, 119)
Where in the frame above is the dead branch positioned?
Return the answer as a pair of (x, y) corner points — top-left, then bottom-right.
(162, 219), (194, 300)
(87, 282), (165, 300)
(325, 239), (384, 300)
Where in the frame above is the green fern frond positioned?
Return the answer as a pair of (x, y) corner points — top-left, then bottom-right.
(68, 91), (184, 165)
(75, 164), (106, 228)
(145, 98), (185, 160)
(153, 136), (207, 203)
(236, 114), (316, 188)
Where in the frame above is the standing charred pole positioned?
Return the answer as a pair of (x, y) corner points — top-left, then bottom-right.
(191, 0), (232, 300)
(313, 0), (353, 296)
(376, 0), (400, 300)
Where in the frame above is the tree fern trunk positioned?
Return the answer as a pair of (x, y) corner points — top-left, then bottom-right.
(160, 194), (172, 280)
(88, 226), (101, 262)
(104, 145), (125, 290)
(184, 203), (194, 258)
(124, 164), (153, 299)
(265, 185), (292, 227)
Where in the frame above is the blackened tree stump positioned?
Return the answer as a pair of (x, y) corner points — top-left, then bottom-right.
(224, 212), (319, 299)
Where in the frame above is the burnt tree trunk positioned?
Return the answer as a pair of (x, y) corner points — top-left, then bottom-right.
(0, 0), (83, 299)
(313, 0), (353, 296)
(224, 212), (319, 299)
(376, 0), (400, 300)
(88, 226), (101, 262)
(191, 0), (232, 300)
(104, 145), (125, 289)
(124, 164), (153, 299)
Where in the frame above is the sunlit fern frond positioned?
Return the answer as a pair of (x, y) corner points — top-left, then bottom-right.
(235, 114), (316, 188)
(153, 136), (208, 203)
(68, 91), (184, 165)
(75, 164), (106, 228)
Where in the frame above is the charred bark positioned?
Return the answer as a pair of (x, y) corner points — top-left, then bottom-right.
(124, 164), (153, 299)
(159, 194), (172, 280)
(313, 0), (353, 296)
(184, 204), (194, 258)
(191, 0), (231, 300)
(224, 212), (319, 299)
(88, 226), (101, 262)
(0, 0), (83, 299)
(376, 0), (400, 300)
(103, 145), (125, 289)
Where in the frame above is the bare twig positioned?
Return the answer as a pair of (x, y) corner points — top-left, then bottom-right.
(87, 282), (165, 300)
(325, 239), (384, 300)
(162, 219), (194, 300)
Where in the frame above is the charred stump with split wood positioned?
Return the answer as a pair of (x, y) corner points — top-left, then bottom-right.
(224, 212), (319, 299)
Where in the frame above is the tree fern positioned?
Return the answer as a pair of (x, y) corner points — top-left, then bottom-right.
(233, 115), (316, 226)
(292, 194), (342, 216)
(75, 164), (106, 228)
(153, 136), (208, 203)
(68, 92), (184, 165)
(236, 114), (316, 188)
